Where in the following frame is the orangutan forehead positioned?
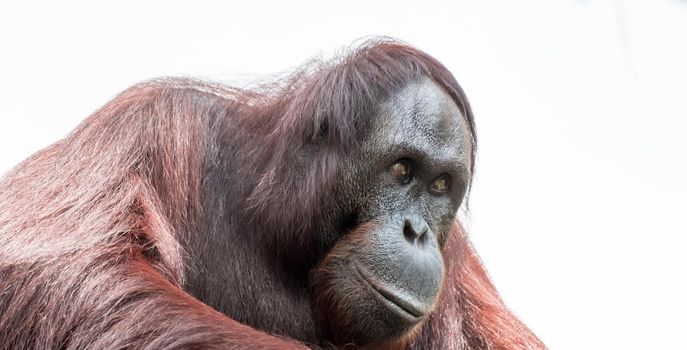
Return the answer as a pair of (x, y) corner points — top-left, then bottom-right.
(369, 78), (471, 159)
(390, 78), (464, 133)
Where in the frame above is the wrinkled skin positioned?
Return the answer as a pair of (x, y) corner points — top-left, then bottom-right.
(313, 77), (472, 345)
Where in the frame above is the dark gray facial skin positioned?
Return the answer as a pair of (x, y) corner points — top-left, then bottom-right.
(319, 77), (472, 343)
(352, 77), (472, 229)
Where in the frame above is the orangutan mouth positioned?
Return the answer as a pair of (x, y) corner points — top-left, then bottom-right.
(353, 262), (426, 323)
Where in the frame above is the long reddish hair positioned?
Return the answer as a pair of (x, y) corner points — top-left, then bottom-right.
(0, 38), (544, 349)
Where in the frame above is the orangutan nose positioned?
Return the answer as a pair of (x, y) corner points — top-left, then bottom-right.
(402, 215), (431, 246)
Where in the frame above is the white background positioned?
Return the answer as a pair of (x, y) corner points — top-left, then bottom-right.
(0, 1), (684, 349)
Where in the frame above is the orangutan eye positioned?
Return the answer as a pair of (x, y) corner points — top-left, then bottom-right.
(430, 175), (450, 194)
(390, 159), (413, 184)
